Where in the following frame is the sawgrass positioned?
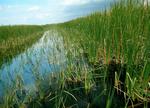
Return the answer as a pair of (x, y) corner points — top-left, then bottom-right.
(0, 0), (150, 108)
(0, 25), (46, 65)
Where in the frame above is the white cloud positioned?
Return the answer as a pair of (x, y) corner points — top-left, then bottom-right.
(0, 5), (19, 12)
(0, 0), (110, 25)
(35, 13), (50, 19)
(63, 0), (88, 5)
(62, 0), (102, 6)
(27, 6), (40, 12)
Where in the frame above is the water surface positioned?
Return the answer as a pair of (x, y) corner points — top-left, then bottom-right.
(0, 30), (66, 96)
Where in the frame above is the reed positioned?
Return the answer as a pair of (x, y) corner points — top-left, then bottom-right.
(0, 0), (150, 108)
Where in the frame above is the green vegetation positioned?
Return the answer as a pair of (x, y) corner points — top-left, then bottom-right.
(56, 0), (150, 107)
(0, 25), (46, 65)
(0, 0), (150, 108)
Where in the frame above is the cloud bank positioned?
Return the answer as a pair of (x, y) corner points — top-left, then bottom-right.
(0, 0), (112, 25)
(62, 0), (103, 6)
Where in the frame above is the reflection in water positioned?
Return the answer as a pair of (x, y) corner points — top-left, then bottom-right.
(0, 30), (66, 97)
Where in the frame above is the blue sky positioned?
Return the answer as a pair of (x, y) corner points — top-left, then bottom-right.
(0, 0), (113, 25)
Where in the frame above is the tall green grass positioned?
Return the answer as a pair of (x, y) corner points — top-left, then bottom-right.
(0, 25), (47, 65)
(57, 0), (150, 107)
(0, 0), (150, 108)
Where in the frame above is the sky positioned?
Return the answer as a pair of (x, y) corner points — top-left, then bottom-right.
(0, 0), (113, 25)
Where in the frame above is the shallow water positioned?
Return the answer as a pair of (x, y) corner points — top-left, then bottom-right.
(0, 30), (66, 96)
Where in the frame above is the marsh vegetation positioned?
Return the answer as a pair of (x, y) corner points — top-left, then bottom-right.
(0, 0), (150, 108)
